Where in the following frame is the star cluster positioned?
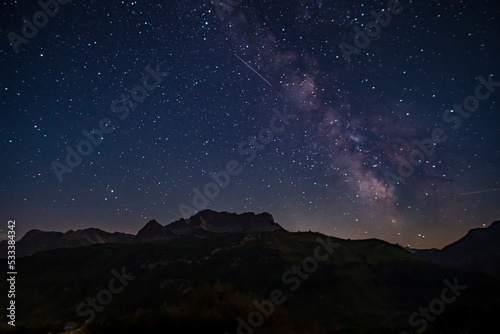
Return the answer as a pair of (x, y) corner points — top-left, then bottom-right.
(0, 0), (499, 248)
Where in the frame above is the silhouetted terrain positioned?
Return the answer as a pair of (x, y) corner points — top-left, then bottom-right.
(0, 228), (134, 258)
(1, 213), (499, 334)
(418, 221), (500, 278)
(135, 210), (283, 241)
(0, 210), (282, 258)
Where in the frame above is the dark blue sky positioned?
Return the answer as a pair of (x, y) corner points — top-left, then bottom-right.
(1, 0), (499, 248)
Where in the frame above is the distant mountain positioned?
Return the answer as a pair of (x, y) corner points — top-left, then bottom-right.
(0, 228), (134, 258)
(420, 221), (500, 278)
(135, 210), (283, 241)
(407, 247), (439, 257)
(1, 211), (284, 257)
(134, 219), (177, 241)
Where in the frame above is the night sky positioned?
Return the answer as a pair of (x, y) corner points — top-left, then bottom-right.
(1, 0), (499, 249)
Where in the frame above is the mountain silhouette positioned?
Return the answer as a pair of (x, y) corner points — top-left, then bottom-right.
(419, 220), (500, 278)
(1, 210), (284, 258)
(135, 210), (283, 241)
(134, 219), (177, 241)
(1, 213), (500, 333)
(1, 228), (134, 258)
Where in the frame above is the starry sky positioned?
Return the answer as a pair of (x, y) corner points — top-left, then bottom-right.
(1, 0), (499, 249)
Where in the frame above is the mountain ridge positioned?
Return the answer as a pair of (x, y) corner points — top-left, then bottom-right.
(0, 227), (134, 258)
(418, 220), (500, 278)
(1, 210), (284, 258)
(3, 214), (499, 280)
(135, 209), (283, 241)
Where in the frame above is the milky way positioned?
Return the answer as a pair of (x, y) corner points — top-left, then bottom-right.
(0, 0), (499, 248)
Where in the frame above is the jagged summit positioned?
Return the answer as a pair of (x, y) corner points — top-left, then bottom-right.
(134, 210), (284, 241)
(135, 219), (176, 241)
(1, 211), (284, 258)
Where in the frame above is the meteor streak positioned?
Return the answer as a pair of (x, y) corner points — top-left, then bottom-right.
(234, 54), (273, 87)
(458, 188), (500, 196)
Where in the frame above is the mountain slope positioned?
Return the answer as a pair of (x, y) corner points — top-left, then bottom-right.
(1, 230), (499, 334)
(421, 221), (500, 278)
(5, 228), (134, 258)
(134, 219), (176, 241)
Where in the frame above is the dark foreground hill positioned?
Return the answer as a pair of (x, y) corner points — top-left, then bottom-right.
(1, 229), (499, 334)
